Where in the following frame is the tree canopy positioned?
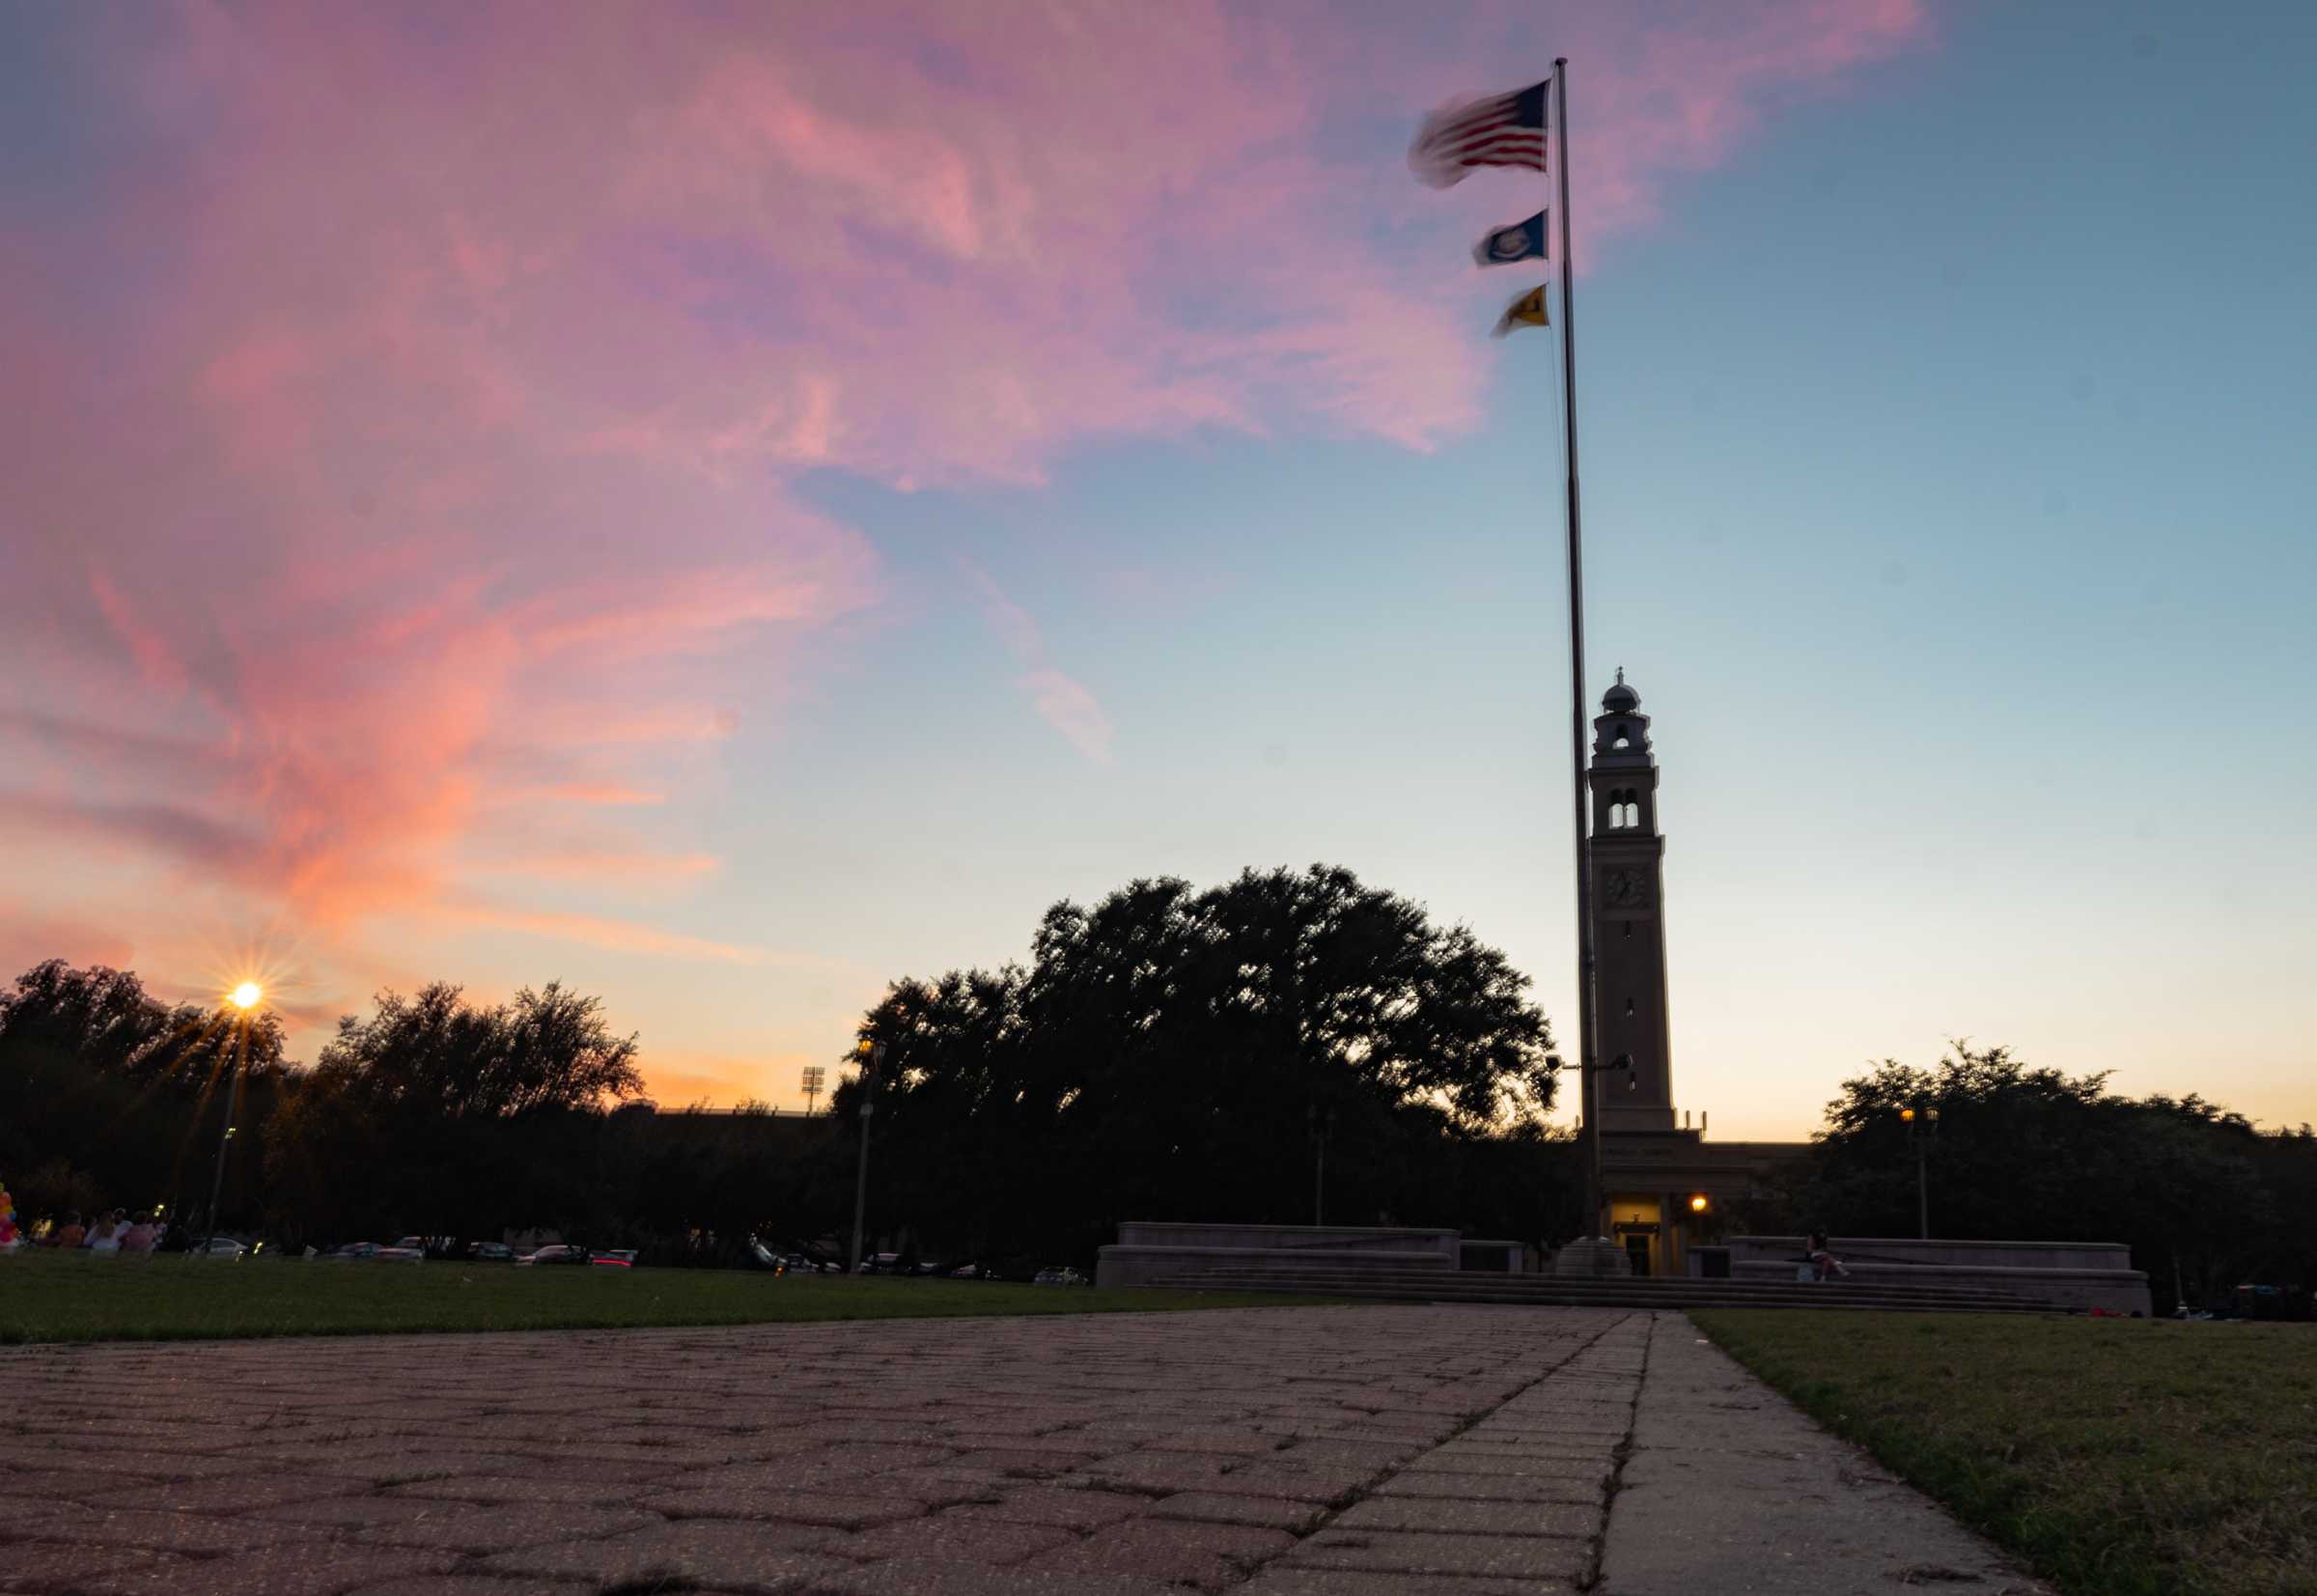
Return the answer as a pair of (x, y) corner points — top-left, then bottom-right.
(835, 865), (1566, 1263)
(1748, 1043), (2314, 1312)
(19, 931), (2307, 1308)
(0, 960), (288, 1227)
(265, 982), (645, 1243)
(304, 981), (643, 1120)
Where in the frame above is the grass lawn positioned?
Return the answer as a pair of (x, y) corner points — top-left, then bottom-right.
(0, 1252), (1325, 1345)
(1693, 1309), (2317, 1596)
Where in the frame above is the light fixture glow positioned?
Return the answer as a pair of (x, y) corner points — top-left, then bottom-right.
(229, 981), (263, 1011)
(1689, 1194), (1709, 1213)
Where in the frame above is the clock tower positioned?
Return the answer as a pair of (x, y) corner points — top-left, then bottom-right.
(1588, 670), (1677, 1134)
(1567, 672), (1813, 1278)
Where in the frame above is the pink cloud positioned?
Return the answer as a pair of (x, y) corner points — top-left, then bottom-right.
(0, 919), (136, 981)
(514, 782), (670, 809)
(0, 1), (1932, 1049)
(1020, 670), (1118, 768)
(476, 848), (722, 890)
(959, 561), (1117, 766)
(86, 571), (191, 698)
(442, 906), (765, 966)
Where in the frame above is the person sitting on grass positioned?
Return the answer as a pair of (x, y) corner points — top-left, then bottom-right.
(120, 1212), (157, 1253)
(86, 1211), (124, 1253)
(47, 1211), (86, 1249)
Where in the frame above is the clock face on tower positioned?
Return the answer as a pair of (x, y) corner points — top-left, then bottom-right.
(1603, 867), (1651, 910)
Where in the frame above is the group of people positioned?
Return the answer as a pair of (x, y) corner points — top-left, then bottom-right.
(18, 1208), (170, 1253)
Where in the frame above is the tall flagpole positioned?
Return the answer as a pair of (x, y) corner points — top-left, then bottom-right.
(1551, 56), (1607, 1255)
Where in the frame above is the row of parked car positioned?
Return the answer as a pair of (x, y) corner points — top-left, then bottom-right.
(851, 1251), (1088, 1285)
(178, 1233), (1093, 1282)
(177, 1237), (641, 1266)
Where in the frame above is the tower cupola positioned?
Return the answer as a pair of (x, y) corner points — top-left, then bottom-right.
(1592, 668), (1653, 765)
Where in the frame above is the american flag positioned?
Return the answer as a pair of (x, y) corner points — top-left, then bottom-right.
(1408, 80), (1549, 189)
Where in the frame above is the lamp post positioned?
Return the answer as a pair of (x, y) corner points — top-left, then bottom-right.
(199, 982), (263, 1249)
(848, 1040), (884, 1274)
(1308, 1103), (1334, 1227)
(1556, 1050), (1636, 1270)
(1900, 1106), (1940, 1240)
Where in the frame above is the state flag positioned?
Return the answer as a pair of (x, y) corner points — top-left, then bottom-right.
(1473, 211), (1548, 267)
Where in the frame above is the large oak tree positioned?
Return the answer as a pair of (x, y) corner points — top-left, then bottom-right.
(835, 865), (1562, 1263)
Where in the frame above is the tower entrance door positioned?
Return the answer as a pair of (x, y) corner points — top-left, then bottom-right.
(1609, 1197), (1662, 1277)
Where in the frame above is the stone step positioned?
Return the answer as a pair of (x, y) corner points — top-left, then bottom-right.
(1158, 1269), (2048, 1306)
(1152, 1267), (2059, 1314)
(1158, 1260), (2038, 1296)
(1158, 1280), (2051, 1313)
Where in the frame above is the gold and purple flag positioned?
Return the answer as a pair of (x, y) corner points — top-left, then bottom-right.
(1492, 284), (1549, 337)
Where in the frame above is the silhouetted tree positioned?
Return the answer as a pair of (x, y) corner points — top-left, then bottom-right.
(0, 960), (288, 1230)
(1749, 1043), (2308, 1311)
(837, 865), (1558, 1263)
(264, 981), (641, 1243)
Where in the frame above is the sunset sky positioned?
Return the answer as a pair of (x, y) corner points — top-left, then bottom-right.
(5, 1), (2312, 1139)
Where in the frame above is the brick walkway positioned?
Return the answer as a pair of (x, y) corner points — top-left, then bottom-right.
(0, 1304), (1650, 1595)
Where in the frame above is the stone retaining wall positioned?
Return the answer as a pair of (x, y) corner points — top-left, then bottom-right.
(1726, 1235), (2150, 1314)
(1099, 1222), (1464, 1290)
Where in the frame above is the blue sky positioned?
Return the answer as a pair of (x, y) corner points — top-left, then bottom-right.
(712, 1), (2317, 1134)
(7, 0), (2309, 1136)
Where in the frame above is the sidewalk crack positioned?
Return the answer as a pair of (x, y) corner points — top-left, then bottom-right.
(1576, 1310), (1654, 1593)
(1218, 1307), (1649, 1589)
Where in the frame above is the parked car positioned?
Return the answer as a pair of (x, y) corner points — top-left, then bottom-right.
(590, 1249), (637, 1268)
(1033, 1266), (1088, 1286)
(183, 1235), (246, 1259)
(516, 1245), (591, 1267)
(318, 1242), (382, 1261)
(465, 1241), (516, 1262)
(856, 1252), (902, 1274)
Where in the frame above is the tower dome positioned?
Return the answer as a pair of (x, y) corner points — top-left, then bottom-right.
(1602, 667), (1639, 715)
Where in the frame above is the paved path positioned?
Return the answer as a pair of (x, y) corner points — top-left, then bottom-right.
(0, 1305), (2044, 1596)
(1597, 1315), (2051, 1596)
